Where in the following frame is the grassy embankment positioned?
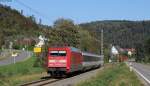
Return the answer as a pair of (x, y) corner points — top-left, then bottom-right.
(77, 63), (143, 86)
(0, 56), (46, 86)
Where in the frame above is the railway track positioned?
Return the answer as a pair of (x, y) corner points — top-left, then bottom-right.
(20, 78), (62, 86)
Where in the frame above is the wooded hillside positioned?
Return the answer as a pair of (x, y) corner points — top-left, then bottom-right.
(0, 4), (41, 48)
(80, 20), (150, 48)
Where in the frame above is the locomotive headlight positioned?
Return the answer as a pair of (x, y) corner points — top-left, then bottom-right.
(59, 60), (66, 63)
(49, 60), (56, 63)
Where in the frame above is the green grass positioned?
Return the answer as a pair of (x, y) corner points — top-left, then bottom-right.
(0, 56), (45, 86)
(77, 63), (143, 86)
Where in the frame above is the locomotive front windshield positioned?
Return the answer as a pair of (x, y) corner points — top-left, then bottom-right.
(50, 51), (66, 56)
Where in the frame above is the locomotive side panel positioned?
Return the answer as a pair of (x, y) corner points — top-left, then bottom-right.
(70, 51), (83, 72)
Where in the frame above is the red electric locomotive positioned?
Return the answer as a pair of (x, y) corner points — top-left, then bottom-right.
(47, 46), (103, 76)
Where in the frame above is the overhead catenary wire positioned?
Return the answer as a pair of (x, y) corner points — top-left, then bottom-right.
(15, 0), (51, 23)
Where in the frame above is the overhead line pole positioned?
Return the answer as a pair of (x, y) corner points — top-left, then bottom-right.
(100, 28), (104, 65)
(101, 29), (104, 56)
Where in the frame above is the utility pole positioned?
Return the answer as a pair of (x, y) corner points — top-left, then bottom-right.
(39, 18), (42, 25)
(101, 29), (104, 55)
(101, 29), (104, 65)
(21, 9), (23, 15)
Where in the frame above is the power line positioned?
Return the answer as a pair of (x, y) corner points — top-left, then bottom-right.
(15, 0), (50, 23)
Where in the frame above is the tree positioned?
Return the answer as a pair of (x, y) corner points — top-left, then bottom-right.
(49, 18), (80, 47)
(135, 43), (145, 62)
(79, 28), (100, 53)
(53, 18), (74, 29)
(144, 38), (150, 62)
(0, 31), (4, 49)
(144, 38), (150, 54)
(47, 18), (101, 54)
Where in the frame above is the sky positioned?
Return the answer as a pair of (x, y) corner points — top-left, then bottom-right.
(0, 0), (150, 25)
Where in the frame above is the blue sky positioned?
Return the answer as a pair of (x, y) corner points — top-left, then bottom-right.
(1, 0), (150, 25)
